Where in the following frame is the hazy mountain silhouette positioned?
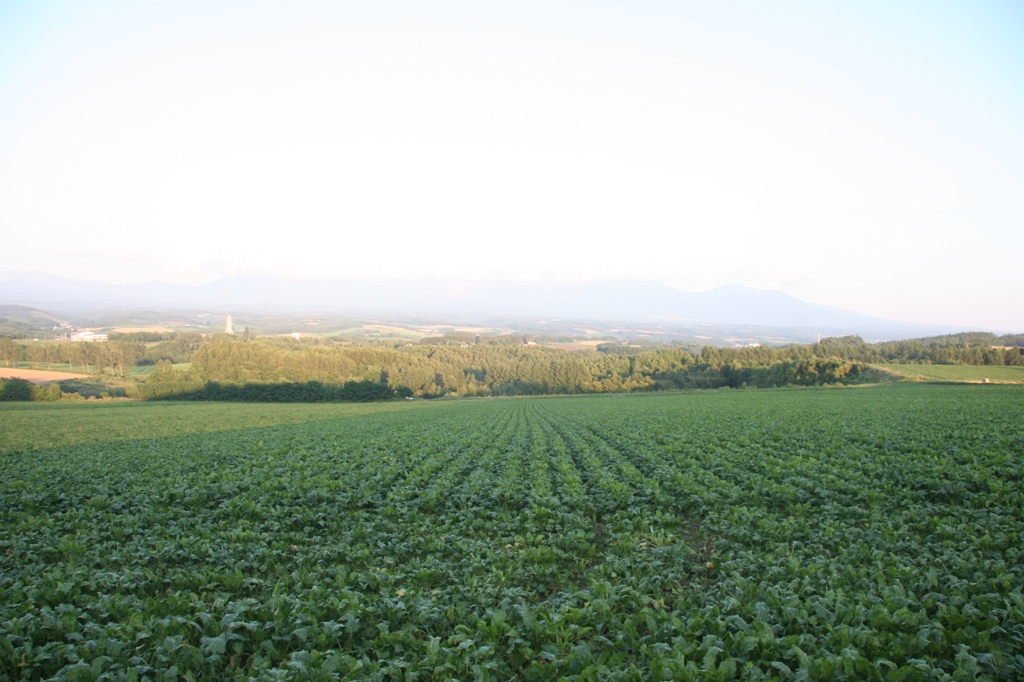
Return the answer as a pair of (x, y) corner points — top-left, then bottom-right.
(0, 271), (974, 340)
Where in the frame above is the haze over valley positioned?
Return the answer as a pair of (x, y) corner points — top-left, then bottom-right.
(0, 271), (994, 345)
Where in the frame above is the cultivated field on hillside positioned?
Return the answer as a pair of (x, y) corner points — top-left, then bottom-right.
(1, 385), (1022, 680)
(5, 362), (97, 374)
(0, 367), (91, 383)
(878, 363), (1024, 383)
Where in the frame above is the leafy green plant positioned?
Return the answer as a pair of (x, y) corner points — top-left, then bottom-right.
(1, 384), (1022, 679)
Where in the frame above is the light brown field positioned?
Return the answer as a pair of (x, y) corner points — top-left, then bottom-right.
(0, 368), (91, 384)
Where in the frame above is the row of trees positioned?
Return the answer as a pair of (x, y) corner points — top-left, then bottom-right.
(186, 340), (683, 396)
(0, 338), (143, 376)
(107, 331), (178, 342)
(135, 360), (407, 402)
(162, 379), (402, 403)
(131, 338), (878, 398)
(2, 330), (1021, 402)
(3, 330), (1020, 376)
(696, 335), (1024, 367)
(0, 378), (86, 402)
(419, 332), (536, 346)
(0, 334), (206, 375)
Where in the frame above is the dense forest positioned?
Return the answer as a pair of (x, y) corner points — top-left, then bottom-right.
(1, 330), (1022, 402)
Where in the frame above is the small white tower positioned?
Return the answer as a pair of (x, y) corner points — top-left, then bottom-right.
(225, 314), (234, 335)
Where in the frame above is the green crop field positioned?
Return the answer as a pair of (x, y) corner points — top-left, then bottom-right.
(128, 363), (192, 378)
(878, 363), (1024, 383)
(2, 385), (1023, 680)
(0, 400), (431, 452)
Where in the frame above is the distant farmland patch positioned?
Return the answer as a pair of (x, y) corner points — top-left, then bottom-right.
(419, 325), (506, 333)
(110, 326), (176, 333)
(879, 363), (1024, 383)
(361, 324), (425, 335)
(539, 340), (603, 351)
(128, 363), (191, 376)
(0, 368), (90, 383)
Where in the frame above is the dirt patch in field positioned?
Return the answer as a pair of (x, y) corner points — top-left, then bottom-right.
(0, 368), (91, 384)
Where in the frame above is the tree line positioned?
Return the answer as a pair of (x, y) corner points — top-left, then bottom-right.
(0, 334), (204, 375)
(137, 338), (886, 398)
(0, 378), (87, 402)
(2, 330), (1022, 402)
(695, 334), (1024, 368)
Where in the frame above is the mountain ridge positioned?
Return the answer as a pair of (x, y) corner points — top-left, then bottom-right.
(0, 270), (979, 341)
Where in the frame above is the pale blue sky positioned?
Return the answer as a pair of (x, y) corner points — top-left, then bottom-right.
(1, 1), (1022, 329)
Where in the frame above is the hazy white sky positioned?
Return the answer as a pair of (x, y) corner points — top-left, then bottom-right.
(1, 1), (1022, 329)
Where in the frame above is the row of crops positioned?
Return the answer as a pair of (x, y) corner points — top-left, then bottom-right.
(1, 384), (1023, 680)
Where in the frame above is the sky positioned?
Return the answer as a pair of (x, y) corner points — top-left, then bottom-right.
(1, 0), (1022, 330)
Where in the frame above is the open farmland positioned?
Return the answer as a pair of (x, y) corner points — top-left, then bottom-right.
(0, 368), (91, 384)
(878, 364), (1024, 383)
(0, 400), (430, 452)
(1, 385), (1023, 680)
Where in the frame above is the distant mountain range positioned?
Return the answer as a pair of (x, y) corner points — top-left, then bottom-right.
(0, 271), (977, 341)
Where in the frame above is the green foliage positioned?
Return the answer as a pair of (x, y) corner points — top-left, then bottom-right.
(420, 332), (532, 346)
(910, 331), (1001, 347)
(136, 360), (206, 399)
(137, 357), (400, 401)
(1001, 333), (1024, 347)
(26, 382), (69, 402)
(169, 379), (398, 402)
(596, 342), (648, 355)
(2, 338), (146, 377)
(0, 337), (19, 366)
(184, 339), (878, 398)
(9, 327), (1024, 406)
(142, 333), (204, 364)
(1, 385), (1023, 679)
(107, 331), (177, 342)
(55, 378), (130, 399)
(0, 305), (60, 338)
(0, 377), (32, 401)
